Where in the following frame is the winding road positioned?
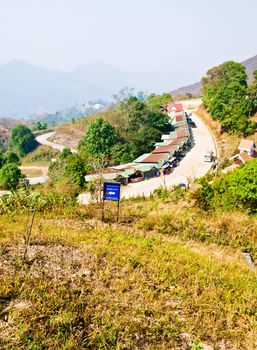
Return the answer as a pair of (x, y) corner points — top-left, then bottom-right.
(120, 110), (216, 199)
(35, 101), (216, 201)
(78, 106), (216, 204)
(36, 132), (77, 153)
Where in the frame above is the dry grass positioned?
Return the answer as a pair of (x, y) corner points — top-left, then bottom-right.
(22, 145), (59, 167)
(20, 168), (45, 177)
(0, 198), (256, 349)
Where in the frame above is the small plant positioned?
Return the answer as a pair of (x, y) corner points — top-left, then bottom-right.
(191, 339), (204, 350)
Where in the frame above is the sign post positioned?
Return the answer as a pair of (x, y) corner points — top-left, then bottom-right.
(102, 182), (121, 222)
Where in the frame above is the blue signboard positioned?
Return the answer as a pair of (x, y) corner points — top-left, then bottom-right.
(103, 182), (121, 201)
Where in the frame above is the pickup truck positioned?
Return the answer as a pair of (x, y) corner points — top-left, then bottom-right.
(204, 150), (214, 162)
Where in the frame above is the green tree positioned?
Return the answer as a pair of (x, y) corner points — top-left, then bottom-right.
(49, 153), (87, 193)
(10, 125), (38, 156)
(32, 121), (48, 131)
(196, 159), (257, 213)
(4, 151), (20, 165)
(0, 163), (22, 190)
(59, 147), (73, 160)
(79, 116), (117, 157)
(0, 149), (5, 169)
(248, 70), (257, 115)
(202, 61), (256, 135)
(146, 93), (173, 112)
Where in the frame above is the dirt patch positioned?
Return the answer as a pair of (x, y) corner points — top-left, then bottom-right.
(0, 244), (96, 281)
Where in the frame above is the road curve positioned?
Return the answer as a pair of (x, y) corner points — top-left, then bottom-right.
(36, 132), (77, 153)
(121, 110), (216, 199)
(34, 104), (216, 201)
(78, 109), (216, 204)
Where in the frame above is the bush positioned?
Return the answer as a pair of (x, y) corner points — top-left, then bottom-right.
(195, 160), (257, 212)
(10, 124), (38, 156)
(0, 188), (76, 214)
(0, 163), (23, 190)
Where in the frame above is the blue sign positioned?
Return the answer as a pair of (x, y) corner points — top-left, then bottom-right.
(103, 182), (121, 201)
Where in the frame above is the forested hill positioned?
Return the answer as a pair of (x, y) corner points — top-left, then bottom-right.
(171, 54), (257, 97)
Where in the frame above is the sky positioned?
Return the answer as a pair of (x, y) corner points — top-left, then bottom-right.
(0, 0), (256, 87)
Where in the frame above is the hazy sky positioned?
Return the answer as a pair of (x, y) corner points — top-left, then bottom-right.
(0, 0), (256, 87)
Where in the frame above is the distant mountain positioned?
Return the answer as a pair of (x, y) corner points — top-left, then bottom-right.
(0, 60), (182, 119)
(170, 54), (257, 97)
(31, 100), (109, 125)
(0, 60), (111, 118)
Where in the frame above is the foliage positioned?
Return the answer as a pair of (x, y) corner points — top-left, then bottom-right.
(48, 150), (87, 194)
(79, 116), (117, 157)
(146, 93), (173, 112)
(0, 149), (5, 168)
(0, 209), (256, 349)
(10, 124), (38, 156)
(78, 94), (174, 166)
(0, 188), (76, 214)
(0, 163), (22, 190)
(32, 121), (48, 131)
(195, 160), (257, 212)
(247, 69), (257, 115)
(4, 151), (21, 165)
(22, 145), (59, 165)
(202, 61), (256, 135)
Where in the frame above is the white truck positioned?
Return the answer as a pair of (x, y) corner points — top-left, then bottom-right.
(204, 150), (214, 162)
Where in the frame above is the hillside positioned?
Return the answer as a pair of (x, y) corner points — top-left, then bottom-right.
(0, 190), (256, 349)
(0, 61), (179, 119)
(0, 61), (110, 118)
(171, 54), (257, 97)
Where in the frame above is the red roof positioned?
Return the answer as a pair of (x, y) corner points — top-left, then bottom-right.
(167, 103), (184, 113)
(175, 115), (184, 122)
(239, 150), (257, 163)
(139, 152), (168, 163)
(153, 143), (176, 154)
(177, 129), (187, 138)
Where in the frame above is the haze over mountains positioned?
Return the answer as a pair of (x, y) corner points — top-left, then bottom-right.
(0, 60), (181, 119)
(1, 54), (257, 119)
(170, 54), (257, 97)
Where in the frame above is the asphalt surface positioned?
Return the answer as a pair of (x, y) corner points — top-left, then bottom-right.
(36, 132), (77, 153)
(78, 109), (216, 204)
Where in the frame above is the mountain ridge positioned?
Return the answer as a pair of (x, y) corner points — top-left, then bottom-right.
(170, 54), (257, 97)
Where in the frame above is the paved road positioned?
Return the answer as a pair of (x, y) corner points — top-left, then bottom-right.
(78, 109), (216, 204)
(20, 166), (49, 185)
(120, 111), (216, 199)
(36, 132), (77, 153)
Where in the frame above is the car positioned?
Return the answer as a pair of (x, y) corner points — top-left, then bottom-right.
(172, 160), (180, 167)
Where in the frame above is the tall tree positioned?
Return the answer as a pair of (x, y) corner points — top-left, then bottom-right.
(0, 163), (22, 190)
(248, 70), (257, 115)
(201, 61), (256, 135)
(79, 116), (117, 157)
(10, 125), (38, 156)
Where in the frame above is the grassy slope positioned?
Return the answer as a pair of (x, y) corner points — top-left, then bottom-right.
(21, 145), (59, 167)
(0, 196), (256, 349)
(50, 108), (120, 149)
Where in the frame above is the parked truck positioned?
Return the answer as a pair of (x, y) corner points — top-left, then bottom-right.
(204, 150), (214, 162)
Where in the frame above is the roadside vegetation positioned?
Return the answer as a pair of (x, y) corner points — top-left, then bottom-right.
(0, 150), (22, 190)
(202, 62), (257, 136)
(10, 125), (38, 157)
(0, 181), (256, 349)
(21, 145), (59, 167)
(1, 82), (257, 348)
